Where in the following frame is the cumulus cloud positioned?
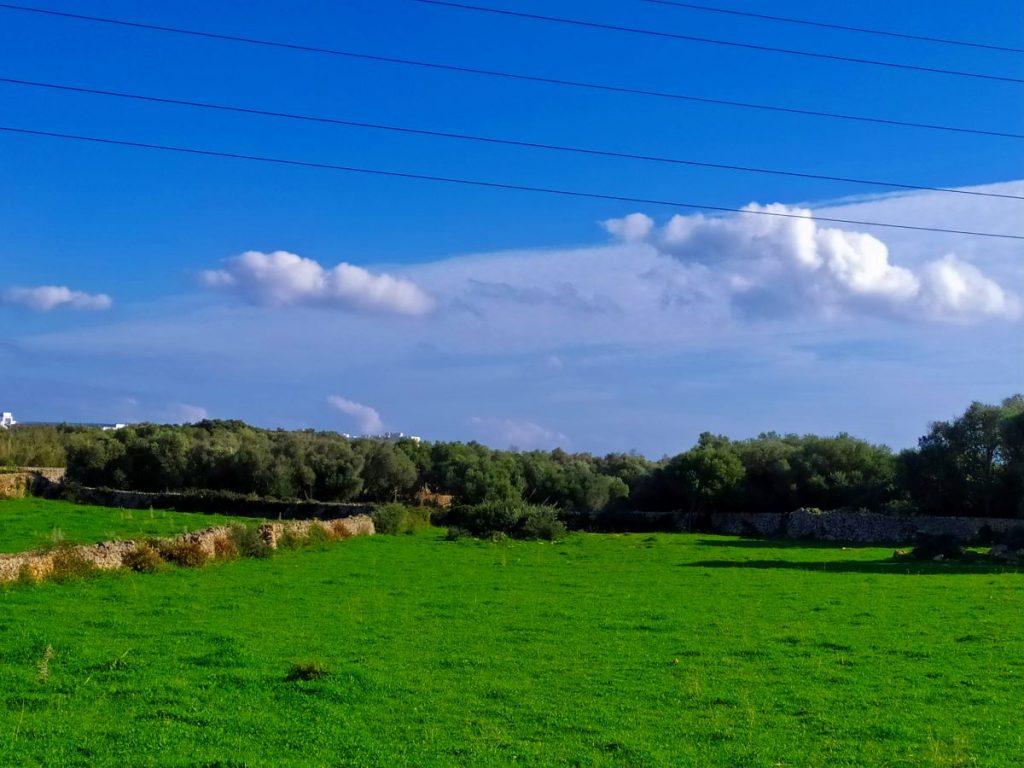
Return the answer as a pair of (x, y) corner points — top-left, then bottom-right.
(327, 395), (384, 434)
(2, 286), (112, 311)
(602, 212), (654, 242)
(469, 416), (568, 450)
(605, 203), (1020, 323)
(202, 250), (435, 316)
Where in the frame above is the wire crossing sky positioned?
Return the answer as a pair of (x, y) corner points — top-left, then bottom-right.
(0, 3), (1021, 140)
(4, 124), (1022, 240)
(635, 0), (1024, 53)
(411, 0), (1024, 84)
(3, 76), (1022, 201)
(2, 0), (1022, 453)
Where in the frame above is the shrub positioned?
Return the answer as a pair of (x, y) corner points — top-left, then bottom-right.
(49, 546), (98, 583)
(518, 505), (567, 541)
(122, 544), (163, 573)
(910, 532), (964, 561)
(372, 504), (432, 535)
(213, 534), (240, 561)
(158, 539), (210, 568)
(227, 524), (272, 559)
(285, 660), (329, 682)
(447, 500), (567, 541)
(328, 519), (355, 540)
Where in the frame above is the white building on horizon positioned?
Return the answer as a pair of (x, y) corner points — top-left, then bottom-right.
(1, 412), (16, 429)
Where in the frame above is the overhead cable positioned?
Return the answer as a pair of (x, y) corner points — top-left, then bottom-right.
(0, 3), (1020, 140)
(411, 0), (1024, 85)
(2, 125), (1021, 240)
(4, 76), (1021, 201)
(637, 0), (1024, 55)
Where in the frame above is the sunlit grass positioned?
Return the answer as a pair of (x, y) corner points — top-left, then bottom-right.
(0, 498), (259, 553)
(0, 527), (1021, 766)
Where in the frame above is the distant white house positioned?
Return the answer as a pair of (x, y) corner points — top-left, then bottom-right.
(1, 412), (16, 429)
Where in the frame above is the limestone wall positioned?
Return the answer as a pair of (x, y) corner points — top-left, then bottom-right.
(0, 514), (375, 584)
(66, 486), (374, 520)
(702, 509), (1022, 545)
(0, 468), (66, 499)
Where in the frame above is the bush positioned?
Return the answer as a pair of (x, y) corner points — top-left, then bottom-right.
(910, 532), (964, 561)
(122, 544), (163, 573)
(518, 505), (567, 541)
(372, 504), (432, 535)
(446, 500), (567, 541)
(157, 539), (210, 568)
(213, 534), (240, 561)
(49, 546), (98, 582)
(227, 524), (272, 559)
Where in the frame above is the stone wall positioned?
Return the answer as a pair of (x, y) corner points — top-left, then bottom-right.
(0, 468), (65, 499)
(699, 509), (1022, 545)
(0, 514), (375, 583)
(65, 486), (375, 520)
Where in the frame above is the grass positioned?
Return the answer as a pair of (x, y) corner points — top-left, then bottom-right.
(0, 526), (1021, 766)
(0, 498), (260, 553)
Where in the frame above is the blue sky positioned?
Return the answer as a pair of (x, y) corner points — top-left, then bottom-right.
(2, 0), (1022, 455)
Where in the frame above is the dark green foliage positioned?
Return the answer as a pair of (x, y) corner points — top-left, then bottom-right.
(910, 533), (965, 560)
(900, 396), (1024, 519)
(122, 545), (163, 573)
(371, 504), (432, 535)
(447, 500), (566, 540)
(16, 394), (1024, 521)
(227, 524), (272, 559)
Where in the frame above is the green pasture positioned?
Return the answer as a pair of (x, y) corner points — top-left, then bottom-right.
(0, 498), (258, 553)
(0, 515), (1021, 766)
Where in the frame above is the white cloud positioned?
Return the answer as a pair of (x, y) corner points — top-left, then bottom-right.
(327, 395), (383, 434)
(2, 286), (112, 311)
(202, 250), (435, 316)
(919, 255), (1020, 321)
(602, 212), (653, 242)
(163, 403), (208, 424)
(605, 202), (1020, 322)
(469, 416), (568, 450)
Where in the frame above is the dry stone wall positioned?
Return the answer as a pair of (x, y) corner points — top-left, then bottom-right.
(0, 514), (375, 584)
(66, 486), (374, 520)
(700, 509), (1022, 545)
(0, 468), (66, 499)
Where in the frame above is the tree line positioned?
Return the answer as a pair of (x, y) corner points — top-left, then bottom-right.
(2, 395), (1021, 518)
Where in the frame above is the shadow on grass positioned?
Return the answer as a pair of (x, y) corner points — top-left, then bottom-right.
(685, 559), (1021, 575)
(694, 538), (888, 550)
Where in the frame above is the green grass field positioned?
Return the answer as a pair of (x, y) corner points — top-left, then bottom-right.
(1, 519), (1021, 766)
(0, 498), (259, 553)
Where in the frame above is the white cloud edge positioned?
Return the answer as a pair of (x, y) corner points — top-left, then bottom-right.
(2, 285), (112, 312)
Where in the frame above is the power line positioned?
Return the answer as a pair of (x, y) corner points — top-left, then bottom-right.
(0, 3), (1021, 141)
(2, 124), (1021, 241)
(4, 76), (1022, 202)
(638, 0), (1024, 55)
(411, 0), (1024, 85)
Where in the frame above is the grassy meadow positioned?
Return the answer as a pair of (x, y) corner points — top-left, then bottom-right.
(0, 498), (259, 553)
(1, 513), (1022, 766)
